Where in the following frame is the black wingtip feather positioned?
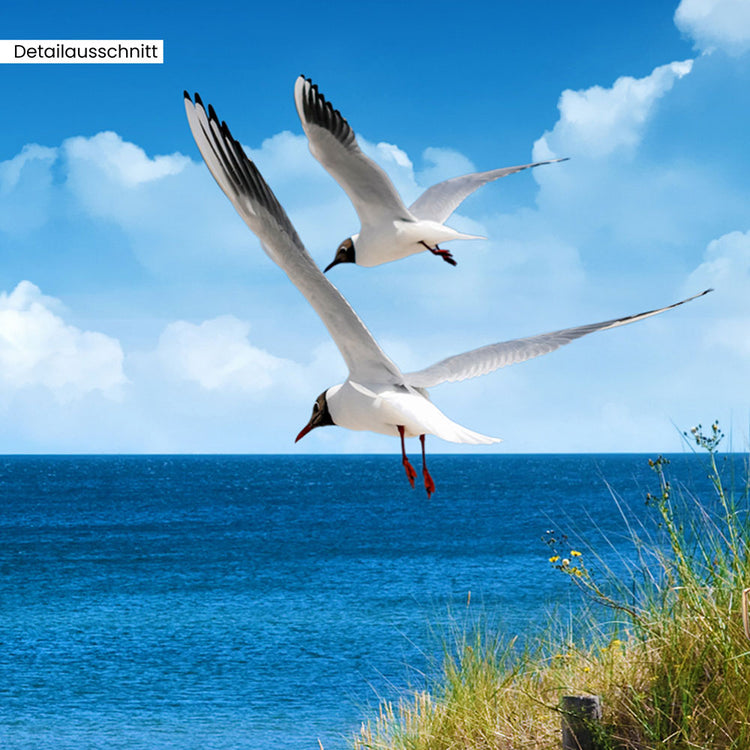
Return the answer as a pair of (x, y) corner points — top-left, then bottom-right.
(220, 120), (233, 141)
(194, 92), (204, 107)
(298, 78), (355, 149)
(185, 94), (304, 260)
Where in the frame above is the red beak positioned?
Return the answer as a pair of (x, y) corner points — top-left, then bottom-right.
(295, 421), (314, 443)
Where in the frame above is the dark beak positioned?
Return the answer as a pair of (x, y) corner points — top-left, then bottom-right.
(323, 257), (342, 273)
(324, 244), (353, 273)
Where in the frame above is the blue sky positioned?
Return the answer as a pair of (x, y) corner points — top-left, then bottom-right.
(1, 0), (749, 453)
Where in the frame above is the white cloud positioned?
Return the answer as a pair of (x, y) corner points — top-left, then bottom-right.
(0, 40), (748, 453)
(0, 143), (57, 190)
(518, 53), (750, 298)
(59, 128), (418, 278)
(416, 147), (476, 189)
(0, 281), (126, 401)
(0, 128), (500, 286)
(65, 132), (189, 186)
(61, 131), (260, 277)
(0, 144), (58, 236)
(685, 229), (750, 358)
(0, 131), (264, 285)
(360, 137), (421, 204)
(675, 0), (750, 55)
(156, 315), (300, 393)
(687, 229), (750, 294)
(533, 60), (693, 160)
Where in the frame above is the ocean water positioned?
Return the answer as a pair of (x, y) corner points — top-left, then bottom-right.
(0, 454), (730, 750)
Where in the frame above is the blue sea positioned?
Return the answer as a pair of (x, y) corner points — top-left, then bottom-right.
(0, 454), (732, 750)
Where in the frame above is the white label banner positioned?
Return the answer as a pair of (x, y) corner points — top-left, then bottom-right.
(0, 40), (164, 64)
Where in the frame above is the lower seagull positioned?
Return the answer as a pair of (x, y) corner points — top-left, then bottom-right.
(184, 91), (711, 498)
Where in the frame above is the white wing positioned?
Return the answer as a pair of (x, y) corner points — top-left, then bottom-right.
(409, 158), (569, 225)
(404, 290), (712, 388)
(294, 76), (411, 227)
(184, 91), (403, 384)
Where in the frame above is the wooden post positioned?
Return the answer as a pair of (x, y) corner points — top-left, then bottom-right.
(561, 695), (602, 750)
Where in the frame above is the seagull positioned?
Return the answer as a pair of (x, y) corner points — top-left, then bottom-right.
(184, 91), (711, 498)
(294, 75), (568, 271)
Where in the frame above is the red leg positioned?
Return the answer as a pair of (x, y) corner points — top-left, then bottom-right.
(420, 434), (436, 498)
(398, 425), (417, 489)
(419, 241), (457, 266)
(435, 248), (457, 266)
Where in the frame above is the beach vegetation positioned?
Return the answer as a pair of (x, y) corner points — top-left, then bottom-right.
(352, 422), (750, 749)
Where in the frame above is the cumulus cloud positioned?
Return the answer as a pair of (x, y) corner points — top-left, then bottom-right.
(0, 129), (408, 279)
(675, 0), (750, 55)
(0, 281), (126, 401)
(156, 315), (301, 393)
(685, 229), (750, 358)
(417, 147), (476, 187)
(0, 126), (485, 288)
(0, 143), (57, 190)
(687, 229), (750, 294)
(0, 144), (57, 236)
(0, 38), (748, 452)
(361, 139), (419, 201)
(533, 60), (693, 160)
(115, 316), (347, 452)
(65, 132), (189, 186)
(61, 131), (261, 277)
(515, 52), (750, 300)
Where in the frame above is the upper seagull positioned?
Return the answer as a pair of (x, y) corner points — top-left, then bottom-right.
(184, 90), (711, 498)
(294, 75), (568, 271)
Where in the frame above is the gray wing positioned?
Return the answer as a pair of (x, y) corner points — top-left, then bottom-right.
(294, 76), (411, 226)
(409, 158), (569, 224)
(404, 290), (712, 388)
(184, 91), (403, 384)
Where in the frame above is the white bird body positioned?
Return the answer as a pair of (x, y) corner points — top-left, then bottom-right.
(352, 220), (483, 267)
(184, 89), (711, 496)
(326, 380), (498, 443)
(294, 75), (565, 270)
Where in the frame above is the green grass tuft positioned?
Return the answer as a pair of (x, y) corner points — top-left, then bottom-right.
(351, 422), (750, 750)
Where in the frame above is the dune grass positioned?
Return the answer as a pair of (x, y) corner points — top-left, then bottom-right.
(352, 422), (750, 749)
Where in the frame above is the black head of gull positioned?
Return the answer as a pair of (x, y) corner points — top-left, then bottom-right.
(324, 237), (355, 273)
(295, 390), (335, 442)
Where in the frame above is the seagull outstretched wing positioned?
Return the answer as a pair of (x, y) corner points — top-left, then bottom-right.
(294, 76), (410, 227)
(184, 91), (403, 384)
(404, 289), (712, 388)
(408, 158), (569, 224)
